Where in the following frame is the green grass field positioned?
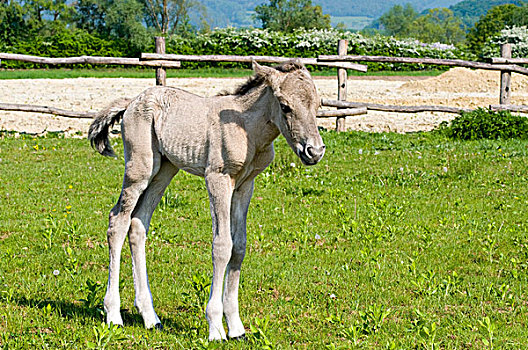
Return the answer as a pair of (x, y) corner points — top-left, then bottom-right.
(0, 68), (445, 80)
(1, 130), (527, 348)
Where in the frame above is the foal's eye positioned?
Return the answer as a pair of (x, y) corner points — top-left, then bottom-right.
(280, 103), (292, 114)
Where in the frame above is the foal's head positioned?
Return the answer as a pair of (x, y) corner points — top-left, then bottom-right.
(253, 60), (325, 165)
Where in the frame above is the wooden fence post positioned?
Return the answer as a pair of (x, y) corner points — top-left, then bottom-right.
(336, 40), (348, 132)
(500, 43), (512, 105)
(155, 36), (166, 86)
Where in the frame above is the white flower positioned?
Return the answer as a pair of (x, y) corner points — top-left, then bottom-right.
(290, 162), (296, 167)
(443, 167), (448, 173)
(315, 234), (321, 240)
(330, 293), (336, 299)
(53, 270), (60, 276)
(358, 149), (363, 155)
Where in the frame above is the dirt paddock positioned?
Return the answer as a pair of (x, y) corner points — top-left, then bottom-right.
(1, 68), (528, 136)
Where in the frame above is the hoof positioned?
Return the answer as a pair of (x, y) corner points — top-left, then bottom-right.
(229, 334), (246, 341)
(149, 323), (163, 331)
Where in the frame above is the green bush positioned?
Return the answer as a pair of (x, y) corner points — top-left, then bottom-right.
(2, 27), (128, 69)
(439, 108), (528, 140)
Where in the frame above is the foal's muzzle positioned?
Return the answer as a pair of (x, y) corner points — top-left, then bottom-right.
(299, 143), (326, 165)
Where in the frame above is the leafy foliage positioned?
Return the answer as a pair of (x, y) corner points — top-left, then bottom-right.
(378, 5), (466, 45)
(449, 0), (524, 28)
(379, 4), (418, 38)
(254, 0), (331, 33)
(439, 108), (528, 140)
(466, 3), (528, 56)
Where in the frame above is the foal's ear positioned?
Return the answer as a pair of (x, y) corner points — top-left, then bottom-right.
(252, 60), (282, 92)
(252, 60), (273, 76)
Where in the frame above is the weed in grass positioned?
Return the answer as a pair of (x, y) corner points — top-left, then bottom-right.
(477, 316), (496, 349)
(79, 278), (105, 316)
(43, 214), (61, 250)
(182, 271), (211, 314)
(87, 322), (128, 350)
(359, 304), (392, 336)
(409, 309), (440, 349)
(64, 246), (80, 277)
(248, 316), (274, 349)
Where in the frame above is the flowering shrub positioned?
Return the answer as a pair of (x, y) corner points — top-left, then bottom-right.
(166, 28), (466, 71)
(482, 26), (528, 59)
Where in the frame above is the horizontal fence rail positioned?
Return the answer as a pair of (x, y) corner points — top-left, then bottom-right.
(140, 53), (368, 72)
(322, 99), (474, 114)
(492, 57), (528, 64)
(0, 53), (181, 68)
(0, 101), (366, 119)
(0, 102), (95, 118)
(318, 55), (528, 76)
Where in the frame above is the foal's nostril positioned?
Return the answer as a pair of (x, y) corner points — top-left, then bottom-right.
(306, 146), (315, 158)
(305, 144), (326, 159)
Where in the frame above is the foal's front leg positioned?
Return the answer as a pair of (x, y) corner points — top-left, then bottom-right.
(205, 172), (234, 341)
(223, 179), (254, 339)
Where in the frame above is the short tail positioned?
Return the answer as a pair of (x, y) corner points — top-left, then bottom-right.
(88, 98), (132, 157)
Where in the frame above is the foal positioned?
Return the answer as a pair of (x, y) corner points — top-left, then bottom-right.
(88, 60), (325, 340)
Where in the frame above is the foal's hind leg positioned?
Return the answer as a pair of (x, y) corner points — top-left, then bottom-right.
(128, 160), (178, 329)
(104, 137), (160, 327)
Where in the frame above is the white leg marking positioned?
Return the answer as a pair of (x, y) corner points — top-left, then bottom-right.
(204, 173), (234, 341)
(129, 162), (177, 329)
(223, 180), (253, 338)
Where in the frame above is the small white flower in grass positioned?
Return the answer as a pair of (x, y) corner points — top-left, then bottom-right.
(400, 167), (404, 172)
(418, 155), (422, 159)
(374, 151), (380, 155)
(290, 162), (296, 167)
(315, 233), (321, 240)
(53, 270), (60, 276)
(330, 293), (336, 299)
(358, 149), (363, 155)
(443, 167), (448, 173)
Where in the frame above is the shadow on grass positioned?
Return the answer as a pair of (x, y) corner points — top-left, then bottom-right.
(10, 295), (190, 333)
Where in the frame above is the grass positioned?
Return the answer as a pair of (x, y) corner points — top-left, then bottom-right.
(330, 16), (374, 30)
(0, 67), (446, 79)
(1, 130), (527, 348)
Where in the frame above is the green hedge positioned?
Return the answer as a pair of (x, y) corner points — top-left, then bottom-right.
(2, 28), (127, 69)
(3, 27), (470, 71)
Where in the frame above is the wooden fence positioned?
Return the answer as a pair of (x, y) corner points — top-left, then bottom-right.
(1, 38), (527, 132)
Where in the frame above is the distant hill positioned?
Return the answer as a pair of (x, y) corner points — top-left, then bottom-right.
(201, 0), (465, 28)
(200, 0), (525, 30)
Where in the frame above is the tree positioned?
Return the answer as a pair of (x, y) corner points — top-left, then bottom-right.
(254, 0), (331, 33)
(0, 1), (27, 46)
(466, 4), (519, 55)
(143, 0), (207, 35)
(409, 8), (465, 45)
(74, 0), (151, 54)
(379, 4), (418, 37)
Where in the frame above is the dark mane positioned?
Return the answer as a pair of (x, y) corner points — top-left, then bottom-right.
(219, 60), (306, 96)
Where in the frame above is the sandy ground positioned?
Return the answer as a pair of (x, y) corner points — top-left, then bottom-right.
(1, 67), (528, 136)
